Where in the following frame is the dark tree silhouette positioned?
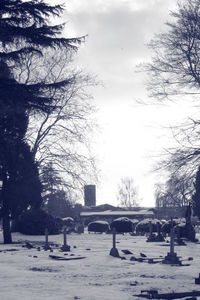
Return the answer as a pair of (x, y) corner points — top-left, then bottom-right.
(192, 167), (200, 218)
(0, 0), (83, 243)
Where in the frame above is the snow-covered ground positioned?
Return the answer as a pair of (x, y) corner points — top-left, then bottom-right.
(0, 231), (200, 300)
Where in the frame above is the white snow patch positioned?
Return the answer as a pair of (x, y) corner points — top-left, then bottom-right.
(0, 232), (199, 299)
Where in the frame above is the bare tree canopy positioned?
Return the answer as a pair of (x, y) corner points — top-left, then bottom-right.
(117, 177), (139, 207)
(145, 0), (200, 100)
(18, 48), (98, 200)
(0, 0), (94, 244)
(144, 0), (200, 208)
(154, 172), (193, 208)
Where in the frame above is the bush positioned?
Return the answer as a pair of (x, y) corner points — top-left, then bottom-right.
(161, 219), (182, 235)
(174, 222), (196, 241)
(110, 217), (133, 233)
(131, 219), (139, 232)
(135, 219), (162, 234)
(17, 209), (63, 235)
(88, 221), (110, 233)
(62, 217), (74, 226)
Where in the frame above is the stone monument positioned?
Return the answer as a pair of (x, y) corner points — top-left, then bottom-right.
(60, 226), (71, 252)
(146, 221), (156, 242)
(162, 220), (181, 265)
(184, 202), (196, 242)
(109, 228), (120, 258)
(155, 221), (165, 242)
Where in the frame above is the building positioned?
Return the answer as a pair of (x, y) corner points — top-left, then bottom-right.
(80, 205), (155, 224)
(84, 185), (96, 207)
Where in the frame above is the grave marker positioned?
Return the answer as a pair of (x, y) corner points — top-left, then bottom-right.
(156, 222), (165, 242)
(147, 221), (156, 242)
(60, 226), (70, 252)
(109, 228), (120, 258)
(44, 228), (51, 250)
(195, 274), (200, 284)
(162, 221), (181, 265)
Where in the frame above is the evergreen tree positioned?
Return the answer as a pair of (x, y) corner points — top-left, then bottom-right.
(46, 190), (73, 218)
(192, 167), (200, 218)
(40, 163), (73, 218)
(0, 0), (83, 243)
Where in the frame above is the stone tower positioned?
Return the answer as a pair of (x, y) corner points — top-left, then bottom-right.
(84, 185), (96, 207)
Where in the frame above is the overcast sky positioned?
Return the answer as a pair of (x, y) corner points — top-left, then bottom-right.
(57, 0), (195, 207)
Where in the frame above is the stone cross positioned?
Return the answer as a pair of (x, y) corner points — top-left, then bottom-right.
(149, 221), (153, 235)
(157, 222), (161, 235)
(63, 226), (67, 247)
(61, 226), (70, 252)
(44, 228), (49, 250)
(170, 227), (175, 255)
(112, 227), (116, 249)
(162, 218), (181, 265)
(109, 228), (120, 258)
(146, 220), (155, 242)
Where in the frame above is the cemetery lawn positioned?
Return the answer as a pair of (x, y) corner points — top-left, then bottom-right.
(0, 231), (200, 300)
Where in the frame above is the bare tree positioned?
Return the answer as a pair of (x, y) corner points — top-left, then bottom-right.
(154, 183), (166, 208)
(14, 48), (98, 201)
(143, 0), (200, 203)
(154, 172), (193, 208)
(145, 0), (200, 100)
(117, 177), (139, 207)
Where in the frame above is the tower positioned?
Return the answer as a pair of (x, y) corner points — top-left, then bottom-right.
(84, 185), (96, 207)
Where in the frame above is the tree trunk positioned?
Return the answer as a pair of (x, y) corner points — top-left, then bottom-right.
(1, 169), (12, 244)
(2, 214), (12, 244)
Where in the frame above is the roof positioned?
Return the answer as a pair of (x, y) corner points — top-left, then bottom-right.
(80, 209), (154, 217)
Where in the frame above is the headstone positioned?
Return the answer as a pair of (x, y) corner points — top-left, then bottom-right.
(185, 223), (196, 241)
(109, 228), (120, 257)
(155, 222), (165, 242)
(162, 225), (181, 265)
(76, 224), (84, 234)
(195, 273), (200, 284)
(60, 226), (70, 252)
(184, 203), (196, 241)
(185, 202), (192, 224)
(44, 228), (51, 250)
(146, 221), (156, 242)
(185, 203), (196, 241)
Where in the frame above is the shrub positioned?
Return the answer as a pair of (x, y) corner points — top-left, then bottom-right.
(110, 217), (133, 233)
(62, 217), (74, 227)
(17, 209), (63, 235)
(161, 219), (182, 235)
(135, 219), (162, 234)
(88, 221), (110, 233)
(174, 222), (196, 241)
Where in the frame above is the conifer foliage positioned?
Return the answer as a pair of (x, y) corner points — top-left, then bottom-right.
(0, 0), (83, 243)
(192, 167), (200, 218)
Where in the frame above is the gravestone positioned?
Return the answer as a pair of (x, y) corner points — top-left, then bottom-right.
(162, 223), (181, 265)
(146, 221), (156, 242)
(76, 224), (84, 234)
(155, 222), (165, 242)
(60, 226), (70, 252)
(44, 228), (51, 250)
(109, 228), (120, 258)
(195, 273), (200, 284)
(185, 203), (196, 242)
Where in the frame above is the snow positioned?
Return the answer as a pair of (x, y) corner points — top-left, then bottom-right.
(0, 231), (200, 300)
(88, 220), (109, 225)
(80, 209), (154, 217)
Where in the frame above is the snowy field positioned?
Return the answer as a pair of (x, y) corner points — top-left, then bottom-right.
(0, 231), (200, 300)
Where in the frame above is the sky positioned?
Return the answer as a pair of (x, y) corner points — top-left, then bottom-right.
(54, 0), (196, 207)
